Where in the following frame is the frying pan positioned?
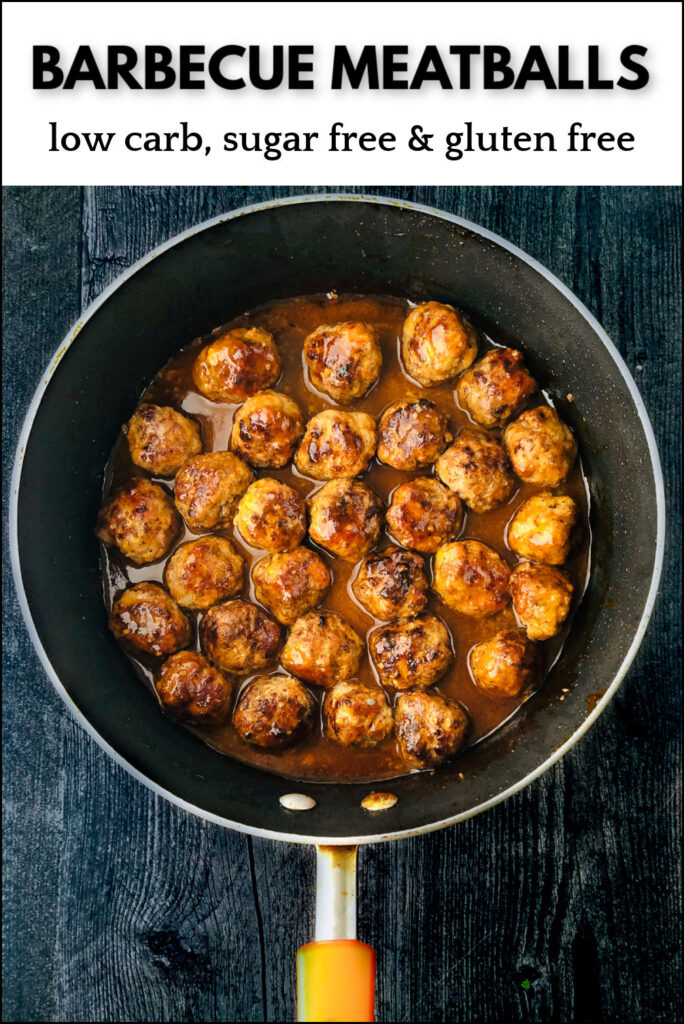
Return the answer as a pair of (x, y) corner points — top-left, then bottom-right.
(10, 194), (665, 1022)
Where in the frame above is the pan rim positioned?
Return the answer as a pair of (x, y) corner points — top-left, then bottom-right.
(9, 191), (666, 845)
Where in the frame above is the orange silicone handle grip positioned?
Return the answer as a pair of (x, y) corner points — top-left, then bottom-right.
(296, 939), (375, 1022)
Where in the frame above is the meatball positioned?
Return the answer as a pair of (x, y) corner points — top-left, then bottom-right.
(304, 321), (382, 402)
(200, 599), (281, 674)
(230, 390), (304, 468)
(124, 403), (202, 476)
(234, 478), (306, 553)
(503, 406), (577, 487)
(192, 326), (281, 402)
(233, 675), (315, 749)
(156, 651), (232, 723)
(307, 479), (384, 562)
(252, 547), (330, 626)
(174, 452), (253, 530)
(96, 477), (180, 564)
(352, 547), (429, 620)
(165, 535), (244, 610)
(386, 477), (463, 554)
(369, 614), (453, 691)
(401, 301), (478, 386)
(507, 492), (579, 566)
(510, 561), (574, 641)
(395, 691), (469, 768)
(436, 429), (516, 513)
(377, 399), (452, 470)
(433, 540), (511, 616)
(470, 628), (542, 698)
(280, 611), (363, 688)
(456, 347), (537, 427)
(109, 582), (191, 657)
(323, 682), (393, 748)
(294, 409), (377, 480)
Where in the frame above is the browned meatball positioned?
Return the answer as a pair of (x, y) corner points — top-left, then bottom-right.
(433, 540), (511, 616)
(456, 347), (537, 427)
(377, 399), (452, 470)
(233, 674), (315, 749)
(352, 547), (429, 620)
(507, 492), (579, 566)
(252, 547), (331, 625)
(109, 582), (191, 657)
(386, 477), (463, 554)
(156, 651), (232, 722)
(509, 561), (574, 641)
(395, 690), (469, 768)
(234, 478), (306, 553)
(401, 301), (478, 387)
(323, 682), (393, 748)
(436, 429), (516, 513)
(96, 477), (180, 564)
(470, 628), (542, 698)
(165, 536), (244, 610)
(308, 479), (383, 562)
(200, 599), (281, 674)
(304, 321), (382, 402)
(124, 403), (202, 477)
(230, 390), (304, 468)
(369, 614), (453, 691)
(192, 326), (281, 402)
(503, 406), (577, 487)
(174, 452), (253, 530)
(280, 611), (363, 688)
(294, 409), (377, 480)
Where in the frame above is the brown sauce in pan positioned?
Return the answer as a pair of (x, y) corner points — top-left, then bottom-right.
(100, 294), (590, 783)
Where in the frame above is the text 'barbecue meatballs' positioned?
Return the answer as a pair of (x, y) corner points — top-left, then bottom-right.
(165, 535), (244, 610)
(193, 326), (281, 402)
(507, 492), (579, 566)
(280, 611), (363, 688)
(369, 613), (453, 691)
(324, 682), (393, 748)
(436, 429), (516, 513)
(387, 477), (463, 554)
(234, 478), (306, 553)
(125, 403), (202, 476)
(252, 547), (331, 626)
(304, 320), (382, 402)
(156, 651), (232, 723)
(174, 451), (253, 530)
(377, 398), (452, 470)
(352, 546), (429, 621)
(510, 561), (574, 641)
(395, 690), (469, 768)
(308, 478), (384, 562)
(402, 301), (478, 387)
(230, 390), (304, 468)
(294, 409), (377, 480)
(456, 347), (537, 427)
(233, 674), (314, 749)
(200, 599), (281, 674)
(503, 406), (577, 487)
(96, 477), (180, 564)
(433, 540), (511, 616)
(470, 628), (541, 698)
(109, 582), (191, 657)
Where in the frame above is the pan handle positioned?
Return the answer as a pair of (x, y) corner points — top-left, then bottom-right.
(296, 845), (375, 1022)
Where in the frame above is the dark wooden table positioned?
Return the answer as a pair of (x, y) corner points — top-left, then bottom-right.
(3, 186), (681, 1024)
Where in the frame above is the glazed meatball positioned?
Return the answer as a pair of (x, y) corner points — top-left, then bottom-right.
(395, 691), (469, 768)
(230, 390), (304, 468)
(96, 477), (180, 564)
(192, 326), (281, 402)
(308, 479), (384, 562)
(280, 611), (363, 688)
(401, 301), (478, 387)
(174, 452), (253, 530)
(386, 477), (463, 554)
(377, 399), (452, 470)
(436, 429), (516, 513)
(233, 674), (315, 749)
(165, 535), (244, 610)
(323, 682), (393, 748)
(234, 478), (306, 553)
(433, 540), (511, 616)
(200, 599), (281, 674)
(294, 409), (377, 480)
(456, 347), (537, 428)
(125, 403), (202, 476)
(369, 614), (453, 691)
(304, 321), (382, 402)
(503, 406), (577, 487)
(109, 582), (191, 657)
(507, 492), (579, 566)
(509, 561), (574, 641)
(470, 628), (542, 698)
(352, 547), (429, 620)
(156, 651), (232, 723)
(252, 547), (330, 626)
